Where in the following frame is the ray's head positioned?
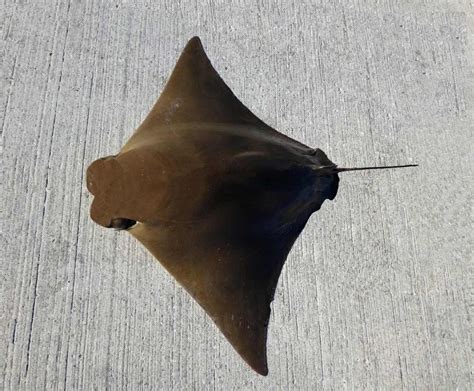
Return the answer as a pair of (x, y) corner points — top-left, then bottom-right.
(86, 150), (167, 230)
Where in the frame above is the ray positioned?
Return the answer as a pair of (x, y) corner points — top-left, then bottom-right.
(86, 36), (417, 375)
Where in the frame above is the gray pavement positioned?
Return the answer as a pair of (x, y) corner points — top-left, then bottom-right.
(1, 1), (472, 389)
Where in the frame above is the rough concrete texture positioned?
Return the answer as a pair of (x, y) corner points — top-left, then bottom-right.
(1, 1), (472, 389)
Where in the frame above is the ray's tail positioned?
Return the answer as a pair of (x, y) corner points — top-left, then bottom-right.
(335, 164), (418, 172)
(316, 163), (418, 175)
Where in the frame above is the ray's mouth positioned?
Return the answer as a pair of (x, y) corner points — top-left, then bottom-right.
(109, 218), (137, 230)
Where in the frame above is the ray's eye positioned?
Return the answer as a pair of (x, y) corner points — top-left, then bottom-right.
(109, 218), (137, 230)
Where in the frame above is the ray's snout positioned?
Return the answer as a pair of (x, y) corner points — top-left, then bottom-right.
(86, 155), (127, 229)
(86, 155), (116, 196)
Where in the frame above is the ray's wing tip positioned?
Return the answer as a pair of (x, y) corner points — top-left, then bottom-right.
(244, 356), (268, 376)
(254, 364), (269, 376)
(244, 351), (269, 376)
(185, 36), (204, 50)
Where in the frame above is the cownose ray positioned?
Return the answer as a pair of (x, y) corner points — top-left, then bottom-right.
(86, 36), (417, 375)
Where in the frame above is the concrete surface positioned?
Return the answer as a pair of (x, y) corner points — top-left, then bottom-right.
(1, 0), (472, 389)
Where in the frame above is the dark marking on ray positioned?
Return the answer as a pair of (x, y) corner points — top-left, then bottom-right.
(86, 36), (417, 376)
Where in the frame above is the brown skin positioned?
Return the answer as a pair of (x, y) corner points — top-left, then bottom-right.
(87, 37), (415, 375)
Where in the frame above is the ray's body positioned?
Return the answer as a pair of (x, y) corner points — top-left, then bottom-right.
(86, 37), (416, 375)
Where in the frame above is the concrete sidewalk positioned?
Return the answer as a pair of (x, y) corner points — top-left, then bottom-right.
(1, 1), (472, 389)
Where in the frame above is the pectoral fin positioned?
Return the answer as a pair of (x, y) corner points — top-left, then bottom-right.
(128, 212), (309, 375)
